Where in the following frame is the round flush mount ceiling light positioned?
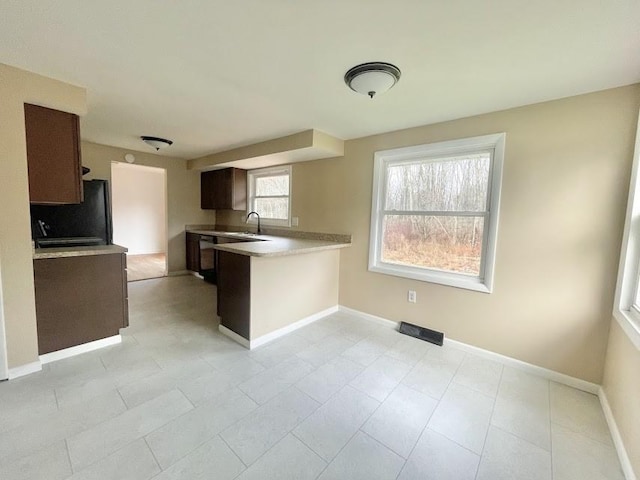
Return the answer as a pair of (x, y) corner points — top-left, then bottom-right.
(141, 136), (173, 151)
(124, 153), (135, 163)
(344, 62), (401, 98)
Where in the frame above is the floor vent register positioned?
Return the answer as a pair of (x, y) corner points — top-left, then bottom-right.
(399, 322), (444, 346)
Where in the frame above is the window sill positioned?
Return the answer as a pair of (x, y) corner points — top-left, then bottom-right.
(369, 263), (492, 293)
(613, 309), (640, 351)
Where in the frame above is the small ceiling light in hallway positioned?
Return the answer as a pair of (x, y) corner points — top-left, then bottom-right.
(141, 136), (173, 151)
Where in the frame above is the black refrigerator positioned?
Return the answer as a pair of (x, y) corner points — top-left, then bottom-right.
(30, 179), (113, 247)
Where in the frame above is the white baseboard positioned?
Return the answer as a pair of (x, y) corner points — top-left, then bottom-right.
(338, 306), (400, 329)
(250, 306), (339, 349)
(8, 360), (42, 379)
(168, 270), (190, 277)
(219, 325), (250, 348)
(339, 306), (599, 394)
(219, 305), (339, 350)
(444, 338), (599, 394)
(39, 335), (122, 365)
(599, 387), (637, 480)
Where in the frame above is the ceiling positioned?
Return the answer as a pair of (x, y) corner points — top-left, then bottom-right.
(0, 1), (638, 159)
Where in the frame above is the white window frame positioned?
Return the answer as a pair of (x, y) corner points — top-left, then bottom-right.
(613, 109), (640, 350)
(368, 133), (505, 293)
(247, 165), (292, 227)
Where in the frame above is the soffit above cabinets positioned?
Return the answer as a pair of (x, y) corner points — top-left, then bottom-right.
(188, 130), (344, 171)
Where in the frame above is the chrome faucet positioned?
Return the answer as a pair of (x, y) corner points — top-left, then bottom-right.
(246, 211), (262, 235)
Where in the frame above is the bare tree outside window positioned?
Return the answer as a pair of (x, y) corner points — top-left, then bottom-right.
(248, 166), (291, 225)
(382, 153), (491, 276)
(369, 134), (505, 293)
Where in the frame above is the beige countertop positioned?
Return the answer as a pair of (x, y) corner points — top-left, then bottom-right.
(33, 244), (128, 260)
(187, 229), (351, 257)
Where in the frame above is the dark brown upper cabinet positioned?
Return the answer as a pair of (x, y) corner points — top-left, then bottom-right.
(24, 103), (83, 205)
(201, 167), (247, 210)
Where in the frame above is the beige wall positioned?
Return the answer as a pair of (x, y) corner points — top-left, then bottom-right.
(250, 249), (340, 338)
(111, 162), (167, 255)
(81, 142), (215, 273)
(0, 63), (87, 369)
(602, 319), (640, 475)
(228, 85), (639, 384)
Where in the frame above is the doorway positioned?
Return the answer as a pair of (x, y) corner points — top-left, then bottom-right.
(0, 259), (7, 380)
(111, 162), (168, 282)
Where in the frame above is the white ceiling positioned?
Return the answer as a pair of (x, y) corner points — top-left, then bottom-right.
(0, 1), (638, 159)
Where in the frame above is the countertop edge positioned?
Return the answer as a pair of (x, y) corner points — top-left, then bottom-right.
(186, 228), (352, 257)
(33, 244), (128, 260)
(213, 242), (351, 257)
(186, 228), (352, 244)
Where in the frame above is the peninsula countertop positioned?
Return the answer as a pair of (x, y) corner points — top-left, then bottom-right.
(186, 229), (351, 257)
(33, 244), (128, 260)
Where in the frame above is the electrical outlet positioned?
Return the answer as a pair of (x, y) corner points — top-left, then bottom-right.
(292, 217), (299, 227)
(408, 290), (417, 303)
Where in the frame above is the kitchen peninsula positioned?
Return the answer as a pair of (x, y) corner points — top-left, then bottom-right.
(186, 228), (350, 348)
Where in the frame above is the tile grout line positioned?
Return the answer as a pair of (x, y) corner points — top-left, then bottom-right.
(222, 385), (320, 473)
(221, 434), (250, 480)
(359, 428), (408, 471)
(69, 437), (150, 476)
(549, 417), (619, 449)
(53, 387), (60, 410)
(393, 379), (448, 479)
(64, 438), (74, 474)
(67, 389), (194, 473)
(154, 389), (259, 471)
(410, 349), (496, 461)
(114, 387), (130, 410)
(143, 436), (164, 473)
(291, 384), (384, 478)
(356, 390), (412, 462)
(473, 365), (504, 480)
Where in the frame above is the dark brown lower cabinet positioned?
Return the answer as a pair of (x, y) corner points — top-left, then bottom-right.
(217, 251), (251, 340)
(33, 253), (129, 355)
(186, 232), (201, 272)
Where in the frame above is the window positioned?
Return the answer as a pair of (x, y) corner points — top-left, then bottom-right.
(247, 165), (292, 227)
(614, 110), (640, 350)
(369, 133), (505, 293)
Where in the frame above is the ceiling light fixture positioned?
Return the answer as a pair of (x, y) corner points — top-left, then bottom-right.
(141, 136), (173, 151)
(344, 62), (401, 98)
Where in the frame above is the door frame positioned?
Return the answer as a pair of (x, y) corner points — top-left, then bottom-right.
(0, 256), (9, 381)
(110, 161), (169, 277)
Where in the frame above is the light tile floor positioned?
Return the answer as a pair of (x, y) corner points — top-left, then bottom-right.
(0, 275), (625, 480)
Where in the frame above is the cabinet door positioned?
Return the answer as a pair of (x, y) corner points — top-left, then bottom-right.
(121, 254), (129, 328)
(214, 169), (232, 208)
(201, 170), (216, 209)
(217, 251), (251, 340)
(230, 168), (247, 210)
(201, 169), (229, 209)
(186, 232), (201, 272)
(24, 103), (83, 205)
(34, 254), (126, 354)
(201, 168), (247, 210)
